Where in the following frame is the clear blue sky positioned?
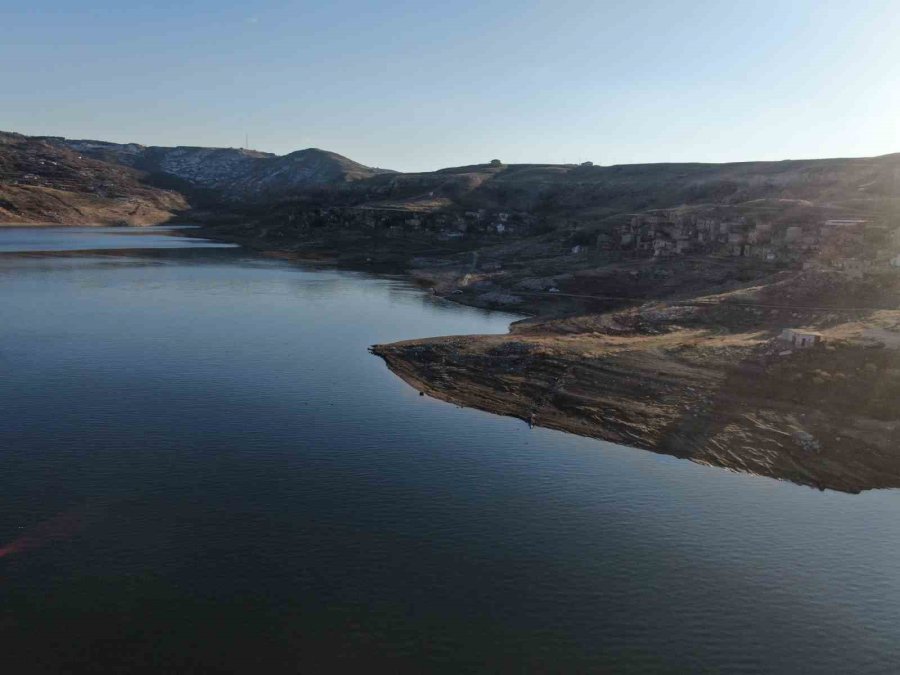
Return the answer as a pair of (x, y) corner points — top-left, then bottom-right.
(2, 0), (899, 171)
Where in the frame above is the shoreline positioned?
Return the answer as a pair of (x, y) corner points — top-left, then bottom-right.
(5, 217), (900, 492)
(197, 220), (900, 493)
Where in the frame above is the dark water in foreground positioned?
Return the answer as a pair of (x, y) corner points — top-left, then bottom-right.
(1, 227), (899, 673)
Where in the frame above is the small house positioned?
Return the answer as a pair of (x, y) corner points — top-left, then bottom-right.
(779, 328), (823, 349)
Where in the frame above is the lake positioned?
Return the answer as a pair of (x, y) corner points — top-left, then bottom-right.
(1, 226), (899, 673)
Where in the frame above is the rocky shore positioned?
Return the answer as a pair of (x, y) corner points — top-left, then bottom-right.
(372, 317), (900, 494)
(201, 217), (900, 493)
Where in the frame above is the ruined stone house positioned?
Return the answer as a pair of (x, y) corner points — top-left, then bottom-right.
(779, 329), (823, 349)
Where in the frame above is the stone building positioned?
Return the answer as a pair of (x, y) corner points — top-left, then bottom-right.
(779, 329), (823, 349)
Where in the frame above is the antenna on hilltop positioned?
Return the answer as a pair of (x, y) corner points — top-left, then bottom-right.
(244, 133), (248, 150)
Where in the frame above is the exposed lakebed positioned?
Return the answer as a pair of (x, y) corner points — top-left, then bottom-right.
(1, 227), (900, 673)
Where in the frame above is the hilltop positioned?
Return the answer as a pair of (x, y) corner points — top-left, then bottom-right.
(46, 136), (393, 201)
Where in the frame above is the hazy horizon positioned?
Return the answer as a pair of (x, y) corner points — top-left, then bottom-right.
(4, 0), (900, 172)
(6, 125), (900, 173)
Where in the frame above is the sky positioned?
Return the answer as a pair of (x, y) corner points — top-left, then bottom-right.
(2, 0), (900, 172)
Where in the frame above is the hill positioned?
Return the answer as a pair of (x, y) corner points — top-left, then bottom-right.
(339, 154), (900, 218)
(0, 132), (397, 224)
(0, 132), (188, 225)
(4, 130), (899, 228)
(49, 137), (393, 201)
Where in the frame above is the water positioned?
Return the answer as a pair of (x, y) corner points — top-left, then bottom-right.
(1, 226), (899, 673)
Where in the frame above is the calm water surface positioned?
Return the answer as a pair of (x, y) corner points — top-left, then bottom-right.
(1, 226), (900, 673)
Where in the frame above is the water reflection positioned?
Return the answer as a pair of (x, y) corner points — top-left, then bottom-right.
(0, 225), (236, 253)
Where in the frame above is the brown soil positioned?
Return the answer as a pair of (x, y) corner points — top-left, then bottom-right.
(0, 132), (187, 226)
(372, 296), (900, 493)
